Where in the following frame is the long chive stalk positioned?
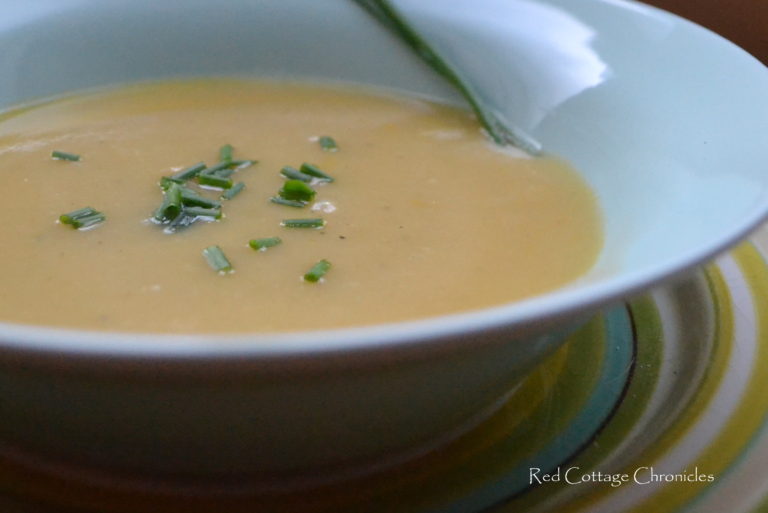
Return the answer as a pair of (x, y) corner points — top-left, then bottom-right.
(303, 259), (332, 282)
(350, 0), (540, 154)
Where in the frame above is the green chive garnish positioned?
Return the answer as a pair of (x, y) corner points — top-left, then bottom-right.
(51, 150), (81, 161)
(351, 0), (540, 154)
(166, 213), (197, 232)
(230, 159), (257, 169)
(249, 237), (282, 251)
(221, 182), (245, 200)
(281, 218), (325, 229)
(183, 206), (222, 219)
(219, 144), (234, 163)
(170, 162), (206, 182)
(303, 259), (332, 282)
(202, 245), (232, 273)
(160, 176), (183, 189)
(180, 187), (221, 209)
(278, 179), (316, 202)
(280, 166), (313, 182)
(318, 136), (338, 152)
(198, 171), (233, 189)
(200, 161), (231, 176)
(155, 182), (183, 222)
(300, 163), (334, 182)
(59, 207), (105, 229)
(195, 160), (257, 187)
(270, 197), (308, 208)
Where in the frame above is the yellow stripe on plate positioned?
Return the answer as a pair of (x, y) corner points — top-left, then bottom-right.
(632, 243), (768, 512)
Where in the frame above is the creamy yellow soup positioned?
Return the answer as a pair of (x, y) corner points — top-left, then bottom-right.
(0, 79), (601, 333)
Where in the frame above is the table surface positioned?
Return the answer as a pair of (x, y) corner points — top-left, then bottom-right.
(642, 0), (767, 64)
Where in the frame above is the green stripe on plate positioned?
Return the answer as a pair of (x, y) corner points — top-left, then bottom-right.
(376, 315), (610, 512)
(685, 242), (768, 513)
(445, 307), (634, 513)
(506, 298), (662, 512)
(635, 243), (768, 512)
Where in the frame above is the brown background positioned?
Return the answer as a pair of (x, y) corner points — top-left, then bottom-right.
(643, 0), (768, 64)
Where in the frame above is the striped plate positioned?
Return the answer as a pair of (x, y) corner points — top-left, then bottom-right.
(3, 228), (768, 512)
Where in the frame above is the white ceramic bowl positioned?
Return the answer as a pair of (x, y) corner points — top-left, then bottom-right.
(0, 0), (767, 483)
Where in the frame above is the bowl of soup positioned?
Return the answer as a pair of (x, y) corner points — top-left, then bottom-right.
(0, 0), (766, 484)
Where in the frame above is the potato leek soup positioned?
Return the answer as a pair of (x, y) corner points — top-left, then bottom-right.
(0, 79), (601, 333)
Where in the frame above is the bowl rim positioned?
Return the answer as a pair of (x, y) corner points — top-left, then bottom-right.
(0, 0), (767, 362)
(0, 204), (764, 362)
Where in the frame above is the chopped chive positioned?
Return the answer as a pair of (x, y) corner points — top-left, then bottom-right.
(202, 158), (254, 178)
(214, 167), (237, 178)
(198, 171), (233, 189)
(64, 214), (105, 229)
(204, 161), (233, 175)
(163, 207), (221, 231)
(59, 207), (105, 229)
(221, 182), (245, 200)
(318, 136), (338, 152)
(199, 160), (257, 182)
(219, 144), (234, 163)
(280, 166), (313, 182)
(180, 187), (221, 209)
(160, 176), (183, 189)
(171, 162), (206, 182)
(214, 169), (236, 179)
(166, 213), (197, 232)
(220, 162), (243, 177)
(281, 218), (325, 229)
(278, 179), (316, 202)
(202, 245), (232, 273)
(183, 206), (222, 219)
(303, 259), (332, 282)
(270, 196), (308, 208)
(51, 150), (81, 161)
(300, 163), (334, 182)
(249, 237), (282, 251)
(230, 159), (257, 169)
(59, 207), (99, 223)
(155, 182), (183, 222)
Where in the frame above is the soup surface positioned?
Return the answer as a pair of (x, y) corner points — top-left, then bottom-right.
(0, 79), (601, 333)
